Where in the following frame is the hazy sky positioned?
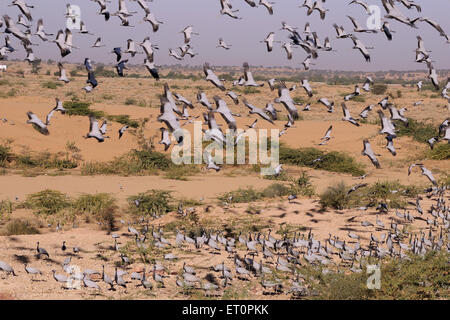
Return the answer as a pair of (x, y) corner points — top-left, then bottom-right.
(1, 0), (449, 71)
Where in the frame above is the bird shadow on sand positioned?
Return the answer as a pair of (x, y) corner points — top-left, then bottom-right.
(13, 254), (30, 264)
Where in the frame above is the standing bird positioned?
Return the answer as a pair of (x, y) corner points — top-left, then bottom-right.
(36, 242), (50, 259)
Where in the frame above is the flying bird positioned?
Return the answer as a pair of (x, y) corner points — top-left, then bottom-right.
(341, 103), (360, 126)
(204, 63), (226, 90)
(27, 112), (49, 135)
(362, 139), (381, 168)
(242, 98), (274, 124)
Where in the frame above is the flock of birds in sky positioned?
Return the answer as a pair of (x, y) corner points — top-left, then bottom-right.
(0, 0), (449, 297)
(0, 0), (449, 175)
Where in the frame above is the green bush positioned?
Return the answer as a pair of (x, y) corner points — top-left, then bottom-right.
(64, 100), (105, 118)
(128, 189), (173, 217)
(295, 171), (315, 197)
(5, 220), (39, 235)
(218, 183), (296, 204)
(41, 81), (63, 89)
(0, 199), (13, 220)
(427, 144), (450, 160)
(0, 144), (13, 167)
(313, 251), (449, 299)
(371, 84), (388, 95)
(73, 193), (117, 231)
(106, 114), (139, 128)
(15, 152), (78, 169)
(319, 181), (350, 210)
(396, 119), (438, 144)
(279, 145), (365, 176)
(73, 193), (117, 215)
(218, 186), (262, 204)
(24, 190), (71, 216)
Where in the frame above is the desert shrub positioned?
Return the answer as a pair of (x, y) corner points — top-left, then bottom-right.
(295, 171), (315, 197)
(73, 193), (116, 215)
(5, 220), (39, 235)
(41, 81), (62, 89)
(24, 190), (71, 216)
(350, 95), (366, 102)
(0, 88), (17, 98)
(102, 94), (114, 100)
(293, 96), (307, 104)
(312, 251), (449, 300)
(0, 200), (13, 220)
(362, 180), (419, 208)
(218, 183), (296, 204)
(279, 145), (365, 176)
(218, 186), (262, 204)
(0, 79), (11, 86)
(128, 189), (173, 217)
(106, 114), (139, 128)
(0, 143), (13, 167)
(319, 181), (350, 210)
(15, 152), (78, 169)
(372, 84), (388, 95)
(82, 150), (172, 176)
(64, 100), (105, 118)
(260, 183), (294, 198)
(427, 144), (450, 160)
(125, 97), (137, 105)
(396, 118), (438, 144)
(164, 165), (200, 181)
(73, 193), (117, 231)
(70, 70), (81, 77)
(132, 149), (172, 170)
(95, 65), (117, 77)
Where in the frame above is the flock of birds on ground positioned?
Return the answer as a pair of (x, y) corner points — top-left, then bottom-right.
(0, 186), (449, 297)
(0, 0), (449, 298)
